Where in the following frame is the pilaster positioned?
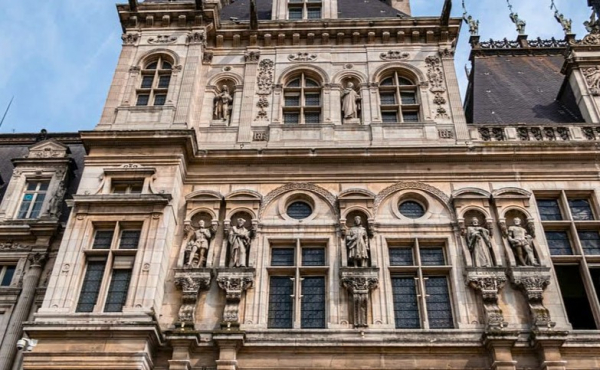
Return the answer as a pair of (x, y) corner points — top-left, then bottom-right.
(238, 51), (262, 143)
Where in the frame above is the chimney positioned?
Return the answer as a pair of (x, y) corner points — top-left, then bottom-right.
(388, 0), (411, 16)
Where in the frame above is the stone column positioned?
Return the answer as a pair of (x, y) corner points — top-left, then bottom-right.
(0, 253), (46, 370)
(238, 51), (262, 143)
(439, 50), (469, 140)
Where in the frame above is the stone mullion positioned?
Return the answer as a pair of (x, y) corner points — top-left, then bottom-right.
(359, 84), (370, 125)
(440, 56), (469, 140)
(230, 85), (244, 127)
(174, 44), (202, 126)
(238, 61), (260, 143)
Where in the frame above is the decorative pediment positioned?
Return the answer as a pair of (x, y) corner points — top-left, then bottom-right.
(185, 190), (224, 202)
(339, 188), (376, 200)
(225, 190), (262, 202)
(452, 187), (491, 200)
(492, 187), (532, 200)
(26, 140), (69, 159)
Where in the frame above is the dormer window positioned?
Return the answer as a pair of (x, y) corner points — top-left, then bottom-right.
(17, 180), (50, 219)
(288, 0), (322, 20)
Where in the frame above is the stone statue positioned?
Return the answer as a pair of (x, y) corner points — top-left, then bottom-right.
(463, 12), (479, 36)
(228, 218), (251, 268)
(184, 220), (213, 268)
(509, 12), (526, 35)
(507, 217), (539, 266)
(341, 82), (361, 121)
(47, 180), (66, 217)
(214, 85), (233, 121)
(346, 216), (369, 267)
(466, 217), (494, 267)
(554, 10), (572, 34)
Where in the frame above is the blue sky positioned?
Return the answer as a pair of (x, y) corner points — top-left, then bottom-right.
(0, 0), (592, 133)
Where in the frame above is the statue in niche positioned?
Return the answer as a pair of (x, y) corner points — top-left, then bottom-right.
(184, 220), (213, 268)
(346, 215), (369, 267)
(341, 82), (361, 122)
(466, 217), (494, 267)
(47, 180), (66, 217)
(214, 85), (233, 122)
(507, 217), (539, 266)
(228, 218), (251, 268)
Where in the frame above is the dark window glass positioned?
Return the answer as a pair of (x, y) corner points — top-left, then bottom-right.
(119, 230), (141, 250)
(578, 230), (600, 255)
(304, 94), (320, 106)
(268, 277), (294, 328)
(569, 199), (594, 221)
(154, 94), (167, 106)
(425, 277), (454, 329)
(545, 231), (572, 255)
(162, 61), (172, 70)
(136, 94), (149, 106)
(381, 111), (397, 123)
(402, 111), (419, 123)
(284, 113), (300, 124)
(392, 277), (420, 328)
(76, 261), (106, 312)
(112, 180), (144, 194)
(398, 77), (414, 86)
(146, 61), (158, 70)
(307, 7), (321, 19)
(17, 194), (33, 219)
(158, 75), (171, 88)
(287, 78), (301, 88)
(302, 248), (325, 266)
(1, 266), (16, 286)
(271, 248), (295, 266)
(301, 277), (325, 328)
(304, 112), (320, 124)
(399, 201), (425, 219)
(420, 248), (445, 266)
(380, 77), (394, 86)
(591, 268), (600, 304)
(380, 93), (396, 105)
(400, 92), (417, 105)
(141, 76), (154, 88)
(29, 192), (46, 219)
(284, 95), (300, 107)
(305, 79), (319, 87)
(18, 181), (49, 219)
(389, 248), (414, 266)
(537, 199), (562, 221)
(92, 230), (114, 250)
(104, 269), (132, 312)
(555, 265), (597, 329)
(287, 202), (312, 219)
(289, 7), (303, 19)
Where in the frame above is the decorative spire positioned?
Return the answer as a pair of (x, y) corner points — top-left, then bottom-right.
(507, 0), (526, 35)
(551, 0), (572, 35)
(462, 0), (480, 36)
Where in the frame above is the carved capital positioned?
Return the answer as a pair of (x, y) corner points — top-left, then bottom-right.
(173, 268), (212, 325)
(28, 252), (48, 269)
(340, 267), (379, 328)
(186, 31), (205, 45)
(508, 267), (554, 330)
(466, 268), (508, 332)
(244, 51), (261, 63)
(121, 32), (140, 45)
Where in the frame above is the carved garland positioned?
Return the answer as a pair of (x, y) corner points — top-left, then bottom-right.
(425, 56), (449, 119)
(373, 182), (452, 217)
(288, 53), (317, 62)
(379, 51), (410, 60)
(583, 66), (600, 96)
(255, 59), (274, 121)
(258, 182), (338, 219)
(148, 35), (177, 44)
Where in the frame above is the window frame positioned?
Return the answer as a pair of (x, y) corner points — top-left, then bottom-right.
(16, 179), (51, 219)
(282, 73), (322, 125)
(0, 265), (17, 287)
(378, 72), (421, 124)
(136, 56), (173, 107)
(287, 0), (322, 20)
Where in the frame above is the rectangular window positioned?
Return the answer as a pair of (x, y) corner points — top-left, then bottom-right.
(300, 277), (325, 328)
(0, 265), (16, 286)
(389, 248), (414, 266)
(382, 111), (398, 123)
(104, 269), (133, 312)
(304, 112), (320, 124)
(555, 265), (597, 329)
(112, 180), (144, 194)
(569, 199), (594, 221)
(380, 93), (396, 105)
(419, 248), (445, 266)
(17, 180), (49, 219)
(284, 95), (300, 107)
(545, 231), (572, 255)
(271, 248), (295, 266)
(284, 113), (300, 124)
(119, 230), (141, 250)
(391, 277), (420, 329)
(402, 111), (419, 123)
(306, 7), (321, 19)
(425, 276), (454, 329)
(578, 230), (600, 255)
(141, 76), (154, 88)
(92, 230), (114, 250)
(304, 94), (320, 106)
(136, 94), (149, 106)
(400, 91), (417, 105)
(158, 75), (171, 89)
(268, 276), (294, 328)
(154, 94), (166, 106)
(302, 248), (325, 266)
(538, 199), (562, 221)
(288, 7), (303, 19)
(76, 261), (106, 312)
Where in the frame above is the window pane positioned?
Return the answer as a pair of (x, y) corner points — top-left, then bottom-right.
(301, 277), (325, 328)
(545, 231), (572, 255)
(284, 113), (300, 124)
(93, 230), (114, 250)
(305, 78), (319, 87)
(268, 277), (294, 328)
(537, 199), (562, 221)
(307, 7), (321, 19)
(154, 94), (166, 106)
(420, 248), (445, 266)
(304, 94), (320, 106)
(136, 94), (149, 106)
(104, 269), (132, 312)
(146, 61), (158, 70)
(398, 77), (414, 86)
(76, 261), (106, 312)
(389, 248), (414, 266)
(380, 93), (396, 105)
(29, 193), (46, 219)
(400, 91), (416, 105)
(161, 61), (172, 70)
(381, 111), (397, 123)
(402, 111), (419, 123)
(158, 75), (171, 89)
(555, 265), (597, 329)
(578, 230), (600, 255)
(287, 201), (312, 219)
(380, 77), (394, 86)
(302, 248), (325, 266)
(271, 248), (295, 266)
(590, 268), (600, 306)
(399, 201), (425, 219)
(289, 7), (303, 19)
(304, 112), (320, 124)
(141, 76), (154, 88)
(425, 277), (454, 329)
(17, 195), (32, 219)
(1, 266), (16, 286)
(392, 277), (420, 328)
(287, 78), (301, 88)
(27, 182), (38, 191)
(119, 230), (141, 250)
(284, 95), (300, 107)
(39, 182), (49, 191)
(569, 199), (594, 221)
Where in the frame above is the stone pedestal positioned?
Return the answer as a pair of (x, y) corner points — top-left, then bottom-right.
(465, 267), (508, 331)
(216, 267), (255, 327)
(531, 331), (569, 370)
(483, 332), (519, 370)
(214, 331), (245, 370)
(507, 266), (554, 330)
(340, 267), (379, 328)
(165, 334), (201, 370)
(173, 268), (212, 327)
(343, 118), (361, 125)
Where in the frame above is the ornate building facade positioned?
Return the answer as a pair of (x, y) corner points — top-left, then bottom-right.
(1, 0), (600, 369)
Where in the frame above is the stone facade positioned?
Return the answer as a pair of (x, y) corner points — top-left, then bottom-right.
(3, 0), (600, 370)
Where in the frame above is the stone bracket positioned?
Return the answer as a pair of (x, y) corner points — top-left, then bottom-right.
(465, 267), (508, 332)
(507, 266), (554, 331)
(173, 268), (212, 327)
(216, 267), (255, 327)
(340, 267), (379, 328)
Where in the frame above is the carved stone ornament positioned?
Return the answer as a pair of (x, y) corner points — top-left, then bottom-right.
(244, 51), (261, 63)
(47, 180), (67, 218)
(216, 268), (255, 325)
(121, 33), (140, 45)
(508, 267), (554, 331)
(256, 59), (274, 95)
(173, 268), (212, 326)
(379, 51), (409, 60)
(186, 31), (205, 45)
(181, 220), (217, 268)
(288, 53), (317, 62)
(148, 35), (177, 44)
(466, 268), (508, 332)
(0, 242), (30, 251)
(340, 267), (379, 328)
(256, 96), (269, 121)
(259, 182), (338, 219)
(28, 252), (48, 269)
(583, 66), (600, 96)
(202, 52), (214, 65)
(425, 55), (449, 119)
(581, 32), (600, 46)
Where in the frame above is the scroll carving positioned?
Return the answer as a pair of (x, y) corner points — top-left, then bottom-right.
(425, 56), (448, 119)
(379, 51), (409, 60)
(216, 269), (254, 325)
(340, 268), (379, 328)
(466, 269), (508, 332)
(173, 269), (212, 326)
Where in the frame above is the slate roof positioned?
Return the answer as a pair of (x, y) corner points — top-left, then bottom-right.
(465, 54), (585, 124)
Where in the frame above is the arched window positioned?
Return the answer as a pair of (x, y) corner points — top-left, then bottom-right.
(136, 56), (173, 106)
(283, 73), (321, 124)
(379, 72), (420, 123)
